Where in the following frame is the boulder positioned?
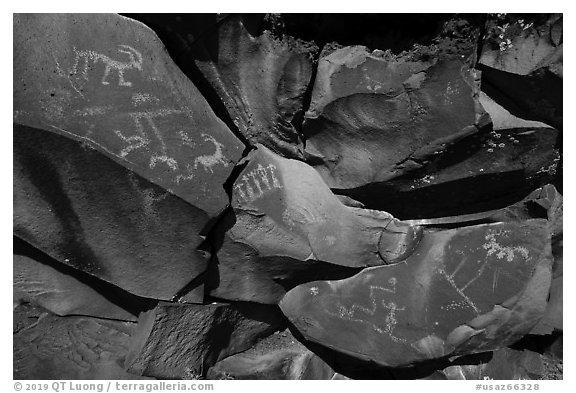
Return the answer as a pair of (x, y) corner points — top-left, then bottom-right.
(13, 13), (244, 217)
(478, 14), (562, 130)
(280, 220), (553, 367)
(14, 126), (208, 301)
(207, 329), (337, 380)
(188, 14), (318, 158)
(13, 304), (147, 379)
(125, 301), (286, 379)
(303, 45), (489, 190)
(14, 253), (137, 321)
(208, 145), (422, 303)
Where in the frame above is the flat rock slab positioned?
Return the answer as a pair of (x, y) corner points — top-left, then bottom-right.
(303, 45), (489, 189)
(190, 15), (318, 159)
(280, 220), (552, 367)
(14, 126), (208, 301)
(207, 329), (337, 380)
(209, 145), (421, 303)
(230, 145), (421, 266)
(13, 13), (244, 217)
(13, 306), (147, 379)
(14, 254), (136, 321)
(125, 302), (286, 379)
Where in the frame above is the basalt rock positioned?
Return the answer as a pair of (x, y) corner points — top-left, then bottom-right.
(125, 302), (286, 379)
(13, 13), (244, 218)
(187, 14), (318, 158)
(303, 45), (489, 190)
(478, 14), (562, 130)
(280, 220), (552, 368)
(208, 145), (422, 303)
(432, 348), (545, 380)
(14, 253), (137, 321)
(207, 329), (338, 380)
(14, 126), (208, 301)
(13, 304), (147, 380)
(340, 127), (560, 219)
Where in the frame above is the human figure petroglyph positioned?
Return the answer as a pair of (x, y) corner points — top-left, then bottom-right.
(234, 163), (283, 203)
(70, 45), (143, 87)
(325, 278), (406, 342)
(114, 109), (182, 171)
(193, 134), (229, 173)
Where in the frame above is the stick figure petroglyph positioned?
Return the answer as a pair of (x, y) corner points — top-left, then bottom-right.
(326, 278), (407, 342)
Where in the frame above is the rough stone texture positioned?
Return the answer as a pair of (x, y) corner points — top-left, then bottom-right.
(125, 302), (286, 379)
(189, 14), (318, 158)
(13, 304), (147, 380)
(207, 329), (337, 379)
(303, 45), (489, 189)
(13, 13), (244, 217)
(478, 14), (562, 130)
(14, 126), (208, 301)
(14, 254), (137, 321)
(280, 220), (552, 367)
(432, 348), (545, 380)
(208, 145), (421, 303)
(342, 127), (560, 219)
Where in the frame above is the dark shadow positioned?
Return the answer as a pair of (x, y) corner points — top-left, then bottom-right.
(13, 236), (158, 317)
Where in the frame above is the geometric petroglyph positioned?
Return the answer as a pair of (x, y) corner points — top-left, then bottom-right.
(234, 163), (282, 203)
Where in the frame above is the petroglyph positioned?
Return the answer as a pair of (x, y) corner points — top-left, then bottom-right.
(69, 45), (143, 87)
(234, 164), (283, 203)
(114, 109), (182, 170)
(193, 134), (229, 173)
(438, 267), (480, 314)
(326, 278), (406, 342)
(482, 231), (530, 262)
(131, 93), (159, 106)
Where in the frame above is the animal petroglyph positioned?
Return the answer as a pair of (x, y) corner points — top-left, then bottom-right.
(234, 164), (282, 203)
(70, 45), (143, 87)
(193, 134), (229, 173)
(326, 278), (407, 342)
(482, 230), (530, 262)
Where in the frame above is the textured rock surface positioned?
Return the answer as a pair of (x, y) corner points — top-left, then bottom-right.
(13, 13), (244, 217)
(13, 304), (147, 380)
(342, 127), (560, 219)
(433, 348), (546, 380)
(125, 302), (286, 379)
(14, 253), (137, 321)
(280, 220), (552, 367)
(207, 329), (337, 379)
(14, 126), (208, 301)
(208, 145), (421, 303)
(303, 45), (489, 189)
(478, 14), (562, 130)
(189, 14), (318, 158)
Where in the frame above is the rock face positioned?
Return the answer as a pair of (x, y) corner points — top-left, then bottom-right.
(13, 304), (146, 380)
(125, 302), (286, 379)
(189, 14), (318, 159)
(207, 329), (337, 380)
(14, 127), (208, 301)
(303, 45), (489, 189)
(14, 253), (137, 321)
(13, 13), (244, 217)
(342, 127), (560, 219)
(478, 14), (562, 130)
(208, 145), (422, 303)
(280, 220), (552, 367)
